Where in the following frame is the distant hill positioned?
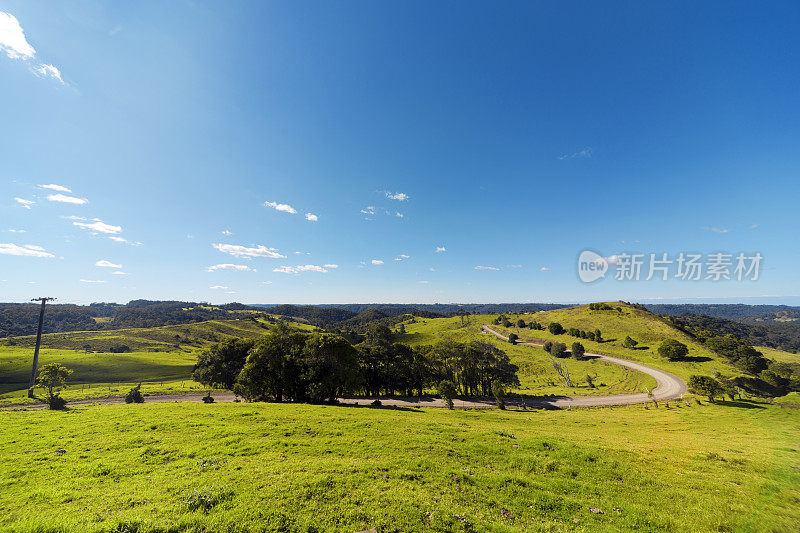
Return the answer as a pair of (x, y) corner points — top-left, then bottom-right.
(644, 303), (800, 320)
(257, 303), (574, 315)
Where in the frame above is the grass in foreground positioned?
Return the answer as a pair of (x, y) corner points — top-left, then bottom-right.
(1, 401), (798, 532)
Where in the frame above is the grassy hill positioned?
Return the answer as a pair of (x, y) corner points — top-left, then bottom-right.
(0, 401), (797, 532)
(398, 303), (752, 398)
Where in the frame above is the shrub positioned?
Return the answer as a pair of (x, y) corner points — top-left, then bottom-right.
(437, 380), (457, 410)
(688, 375), (724, 403)
(658, 339), (689, 361)
(46, 394), (67, 410)
(548, 322), (565, 335)
(516, 319), (526, 328)
(622, 336), (638, 349)
(491, 380), (506, 410)
(543, 340), (553, 353)
(370, 399), (382, 407)
(508, 333), (518, 344)
(551, 342), (567, 358)
(108, 344), (131, 353)
(202, 392), (215, 404)
(571, 342), (585, 359)
(125, 384), (145, 404)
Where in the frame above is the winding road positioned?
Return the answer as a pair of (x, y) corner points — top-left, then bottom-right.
(480, 325), (687, 407)
(4, 326), (686, 411)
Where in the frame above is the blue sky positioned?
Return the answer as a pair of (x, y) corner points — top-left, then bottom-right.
(2, 1), (799, 305)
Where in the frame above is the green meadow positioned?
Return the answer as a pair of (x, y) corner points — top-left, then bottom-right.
(1, 400), (798, 532)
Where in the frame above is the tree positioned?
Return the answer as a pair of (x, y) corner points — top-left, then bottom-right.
(571, 342), (585, 359)
(688, 375), (724, 403)
(235, 323), (306, 402)
(398, 323), (406, 334)
(594, 329), (602, 342)
(36, 363), (72, 410)
(585, 374), (596, 388)
(125, 383), (145, 403)
(550, 342), (567, 358)
(192, 338), (255, 390)
(548, 322), (565, 335)
(658, 339), (689, 361)
(302, 332), (361, 403)
(438, 380), (457, 409)
(516, 319), (526, 328)
(508, 332), (518, 344)
(491, 380), (506, 410)
(543, 340), (553, 353)
(622, 336), (638, 349)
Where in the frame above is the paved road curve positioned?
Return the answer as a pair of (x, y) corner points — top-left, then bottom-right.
(480, 325), (687, 407)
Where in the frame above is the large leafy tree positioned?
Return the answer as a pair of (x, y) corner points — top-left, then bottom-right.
(658, 339), (689, 361)
(192, 338), (255, 390)
(303, 332), (361, 402)
(235, 323), (306, 402)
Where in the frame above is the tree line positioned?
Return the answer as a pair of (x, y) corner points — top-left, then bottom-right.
(193, 323), (520, 403)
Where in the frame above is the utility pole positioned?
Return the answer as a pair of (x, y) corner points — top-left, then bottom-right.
(28, 297), (55, 398)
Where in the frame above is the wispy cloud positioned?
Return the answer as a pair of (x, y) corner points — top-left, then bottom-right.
(475, 265), (500, 271)
(507, 264), (522, 268)
(213, 243), (285, 259)
(112, 271), (127, 275)
(273, 264), (330, 274)
(371, 259), (384, 265)
(435, 246), (446, 253)
(220, 230), (233, 236)
(0, 12), (63, 83)
(385, 191), (409, 201)
(7, 229), (25, 233)
(38, 183), (71, 192)
(558, 147), (593, 160)
(209, 285), (230, 290)
(73, 218), (121, 234)
(540, 267), (550, 271)
(701, 226), (729, 234)
(360, 206), (376, 216)
(305, 213), (318, 222)
(14, 197), (34, 209)
(323, 264), (338, 268)
(417, 280), (430, 284)
(48, 193), (87, 205)
(264, 201), (297, 214)
(79, 279), (105, 283)
(95, 260), (121, 268)
(394, 254), (411, 261)
(0, 243), (54, 258)
(207, 264), (255, 272)
(108, 235), (142, 246)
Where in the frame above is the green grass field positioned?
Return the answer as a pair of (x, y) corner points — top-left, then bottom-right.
(1, 400), (798, 532)
(757, 346), (800, 364)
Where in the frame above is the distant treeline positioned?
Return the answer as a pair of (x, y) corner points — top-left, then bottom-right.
(665, 313), (800, 353)
(645, 303), (800, 321)
(257, 303), (574, 316)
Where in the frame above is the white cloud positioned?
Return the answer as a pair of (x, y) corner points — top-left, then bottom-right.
(264, 201), (297, 214)
(435, 246), (446, 253)
(79, 279), (106, 283)
(323, 264), (338, 268)
(395, 212), (404, 218)
(213, 243), (285, 259)
(371, 259), (384, 265)
(209, 285), (230, 290)
(8, 229), (25, 233)
(558, 147), (593, 160)
(394, 254), (411, 261)
(417, 280), (430, 284)
(0, 243), (54, 258)
(540, 267), (550, 271)
(701, 226), (729, 234)
(360, 206), (376, 216)
(220, 230), (233, 236)
(112, 271), (127, 275)
(73, 219), (121, 234)
(305, 213), (318, 222)
(475, 265), (500, 271)
(262, 281), (272, 285)
(0, 12), (63, 84)
(95, 260), (122, 269)
(385, 191), (409, 201)
(273, 264), (330, 274)
(38, 184), (71, 192)
(48, 193), (87, 205)
(507, 264), (522, 268)
(31, 63), (63, 83)
(207, 264), (255, 272)
(14, 197), (34, 209)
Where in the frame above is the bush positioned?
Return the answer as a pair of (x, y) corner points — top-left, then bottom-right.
(491, 380), (506, 410)
(571, 342), (585, 359)
(125, 384), (145, 404)
(508, 333), (518, 344)
(437, 380), (457, 410)
(516, 319), (526, 328)
(658, 339), (689, 361)
(548, 322), (565, 335)
(688, 375), (724, 402)
(370, 399), (382, 407)
(551, 342), (567, 358)
(622, 336), (638, 349)
(202, 392), (215, 404)
(543, 340), (553, 353)
(108, 344), (131, 353)
(46, 394), (67, 410)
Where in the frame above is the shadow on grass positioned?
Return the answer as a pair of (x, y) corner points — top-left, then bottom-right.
(681, 356), (713, 363)
(717, 400), (766, 409)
